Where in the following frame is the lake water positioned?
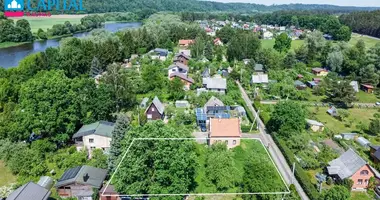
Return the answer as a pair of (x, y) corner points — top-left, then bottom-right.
(0, 22), (142, 68)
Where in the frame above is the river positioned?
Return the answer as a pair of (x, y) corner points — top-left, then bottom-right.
(0, 22), (142, 69)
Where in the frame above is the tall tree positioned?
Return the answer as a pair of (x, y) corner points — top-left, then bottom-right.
(169, 78), (185, 100)
(326, 79), (356, 107)
(321, 185), (350, 200)
(204, 42), (213, 61)
(274, 32), (292, 53)
(327, 51), (344, 72)
(108, 114), (130, 172)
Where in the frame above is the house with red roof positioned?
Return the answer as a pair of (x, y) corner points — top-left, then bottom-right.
(209, 118), (241, 149)
(179, 39), (194, 48)
(361, 84), (374, 93)
(169, 73), (194, 90)
(214, 38), (223, 46)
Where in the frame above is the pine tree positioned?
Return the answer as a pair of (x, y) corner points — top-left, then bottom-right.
(108, 114), (130, 172)
(204, 42), (213, 61)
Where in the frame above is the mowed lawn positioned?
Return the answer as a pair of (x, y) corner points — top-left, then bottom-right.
(307, 107), (378, 134)
(349, 33), (380, 49)
(355, 91), (379, 103)
(261, 39), (304, 50)
(10, 14), (87, 32)
(350, 191), (372, 200)
(0, 160), (16, 187)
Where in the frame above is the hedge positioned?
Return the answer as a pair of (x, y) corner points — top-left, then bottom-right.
(273, 136), (320, 200)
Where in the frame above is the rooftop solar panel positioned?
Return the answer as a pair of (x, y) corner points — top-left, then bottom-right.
(58, 166), (81, 182)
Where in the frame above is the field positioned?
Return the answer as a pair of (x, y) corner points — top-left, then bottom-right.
(308, 107), (378, 134)
(10, 14), (87, 32)
(0, 160), (16, 187)
(350, 191), (372, 200)
(355, 91), (379, 103)
(349, 33), (380, 49)
(261, 39), (304, 50)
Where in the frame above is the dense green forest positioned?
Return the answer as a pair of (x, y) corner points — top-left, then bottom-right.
(340, 10), (380, 38)
(0, 0), (378, 13)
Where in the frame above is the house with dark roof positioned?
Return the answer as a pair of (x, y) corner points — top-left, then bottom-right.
(73, 121), (115, 156)
(254, 64), (264, 74)
(209, 118), (241, 149)
(294, 80), (307, 90)
(327, 149), (380, 190)
(168, 62), (189, 77)
(6, 182), (51, 200)
(174, 52), (191, 65)
(203, 96), (230, 118)
(56, 165), (108, 198)
(306, 81), (318, 89)
(169, 73), (194, 90)
(145, 96), (165, 120)
(370, 145), (380, 164)
(151, 48), (169, 61)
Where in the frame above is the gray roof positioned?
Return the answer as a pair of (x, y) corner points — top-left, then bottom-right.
(202, 68), (210, 78)
(168, 62), (189, 71)
(327, 149), (367, 179)
(327, 106), (338, 116)
(169, 72), (194, 83)
(151, 96), (165, 115)
(204, 96), (224, 111)
(141, 97), (149, 106)
(6, 182), (51, 200)
(174, 52), (191, 60)
(306, 119), (324, 127)
(56, 166), (107, 188)
(251, 74), (269, 84)
(254, 64), (264, 72)
(356, 137), (371, 147)
(294, 80), (306, 86)
(73, 121), (115, 139)
(203, 77), (227, 90)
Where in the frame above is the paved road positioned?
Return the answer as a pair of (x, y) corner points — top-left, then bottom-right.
(237, 81), (310, 200)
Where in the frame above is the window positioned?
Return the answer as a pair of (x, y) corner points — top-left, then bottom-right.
(360, 170), (369, 175)
(172, 69), (176, 72)
(90, 147), (96, 150)
(152, 107), (155, 111)
(147, 114), (152, 119)
(358, 179), (363, 185)
(233, 140), (236, 145)
(89, 138), (94, 143)
(365, 179), (369, 184)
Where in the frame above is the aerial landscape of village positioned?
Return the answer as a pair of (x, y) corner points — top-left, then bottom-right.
(2, 0), (380, 200)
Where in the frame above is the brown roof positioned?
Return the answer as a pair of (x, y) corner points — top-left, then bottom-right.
(312, 68), (327, 73)
(179, 39), (194, 46)
(361, 84), (374, 89)
(169, 73), (194, 83)
(210, 118), (241, 137)
(168, 62), (189, 71)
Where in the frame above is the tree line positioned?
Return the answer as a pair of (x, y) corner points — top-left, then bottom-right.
(339, 10), (380, 38)
(0, 16), (33, 43)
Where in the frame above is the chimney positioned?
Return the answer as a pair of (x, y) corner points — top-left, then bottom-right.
(83, 173), (89, 182)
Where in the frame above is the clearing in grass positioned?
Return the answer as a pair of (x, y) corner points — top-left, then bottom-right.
(0, 160), (16, 187)
(105, 138), (289, 199)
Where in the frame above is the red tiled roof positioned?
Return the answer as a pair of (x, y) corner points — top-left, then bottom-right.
(210, 118), (241, 137)
(361, 84), (374, 89)
(179, 40), (194, 45)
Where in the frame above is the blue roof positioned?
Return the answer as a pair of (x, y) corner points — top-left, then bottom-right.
(195, 108), (207, 121)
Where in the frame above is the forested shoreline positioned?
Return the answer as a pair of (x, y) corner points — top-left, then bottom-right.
(340, 10), (380, 38)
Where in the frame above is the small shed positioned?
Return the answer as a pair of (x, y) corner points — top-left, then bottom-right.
(175, 100), (190, 108)
(361, 84), (374, 93)
(327, 106), (338, 117)
(306, 119), (324, 132)
(140, 97), (149, 108)
(234, 106), (246, 117)
(341, 133), (357, 140)
(306, 81), (318, 89)
(294, 80), (307, 90)
(356, 137), (371, 148)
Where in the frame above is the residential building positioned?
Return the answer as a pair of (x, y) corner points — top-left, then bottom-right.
(56, 165), (107, 199)
(203, 96), (230, 118)
(294, 80), (307, 90)
(179, 49), (191, 57)
(327, 106), (339, 117)
(251, 74), (269, 86)
(306, 119), (324, 132)
(169, 73), (194, 90)
(151, 48), (169, 61)
(99, 185), (121, 200)
(350, 81), (359, 92)
(361, 84), (374, 93)
(145, 96), (165, 120)
(214, 38), (223, 46)
(73, 121), (115, 155)
(209, 118), (241, 149)
(174, 52), (191, 65)
(312, 78), (322, 83)
(327, 149), (380, 190)
(202, 77), (227, 94)
(263, 31), (273, 39)
(370, 145), (380, 164)
(6, 182), (51, 200)
(312, 68), (328, 76)
(179, 39), (194, 48)
(168, 62), (189, 77)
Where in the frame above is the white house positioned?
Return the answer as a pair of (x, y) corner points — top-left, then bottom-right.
(263, 31), (273, 39)
(168, 62), (189, 77)
(73, 121), (115, 157)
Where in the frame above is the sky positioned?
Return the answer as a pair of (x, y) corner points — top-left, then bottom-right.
(209, 0), (380, 7)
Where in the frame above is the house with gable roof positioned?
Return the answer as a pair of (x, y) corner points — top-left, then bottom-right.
(73, 121), (115, 156)
(145, 96), (165, 120)
(169, 73), (194, 90)
(6, 182), (51, 200)
(168, 62), (189, 77)
(202, 77), (227, 94)
(209, 118), (241, 149)
(327, 149), (380, 190)
(56, 165), (107, 198)
(370, 145), (380, 164)
(174, 52), (191, 65)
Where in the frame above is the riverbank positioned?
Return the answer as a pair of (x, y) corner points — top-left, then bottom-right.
(10, 15), (88, 32)
(0, 42), (30, 49)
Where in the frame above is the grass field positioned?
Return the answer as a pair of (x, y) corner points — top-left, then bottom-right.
(349, 33), (380, 49)
(308, 107), (378, 134)
(10, 15), (87, 32)
(0, 160), (16, 187)
(350, 191), (372, 200)
(355, 91), (379, 103)
(261, 39), (304, 50)
(0, 41), (30, 49)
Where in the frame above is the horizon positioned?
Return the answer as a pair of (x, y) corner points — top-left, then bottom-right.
(206, 0), (380, 7)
